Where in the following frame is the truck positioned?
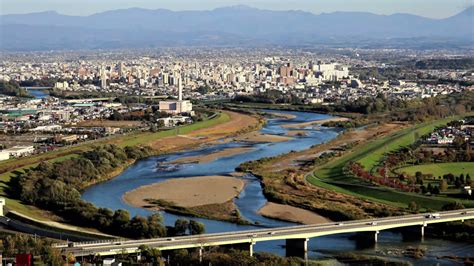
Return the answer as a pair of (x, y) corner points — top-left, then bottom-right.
(425, 213), (441, 219)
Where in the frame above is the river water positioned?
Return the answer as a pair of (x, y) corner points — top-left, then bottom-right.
(24, 87), (50, 99)
(82, 110), (474, 264)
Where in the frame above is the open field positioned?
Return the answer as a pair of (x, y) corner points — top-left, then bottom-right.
(171, 147), (254, 164)
(258, 202), (331, 224)
(314, 118), (456, 185)
(311, 116), (474, 210)
(396, 162), (474, 177)
(356, 117), (455, 172)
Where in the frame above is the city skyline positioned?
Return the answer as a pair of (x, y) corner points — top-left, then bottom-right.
(1, 0), (472, 18)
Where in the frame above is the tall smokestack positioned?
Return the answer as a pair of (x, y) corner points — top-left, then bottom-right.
(178, 75), (183, 101)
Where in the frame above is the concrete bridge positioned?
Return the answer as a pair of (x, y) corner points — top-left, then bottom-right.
(55, 209), (474, 259)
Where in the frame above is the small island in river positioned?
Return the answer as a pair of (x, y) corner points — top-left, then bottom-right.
(123, 175), (250, 224)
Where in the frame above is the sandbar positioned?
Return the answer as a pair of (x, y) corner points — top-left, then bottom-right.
(171, 147), (254, 164)
(258, 202), (331, 224)
(282, 117), (350, 129)
(123, 175), (245, 208)
(235, 132), (292, 143)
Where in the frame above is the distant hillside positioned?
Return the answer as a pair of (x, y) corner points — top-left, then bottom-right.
(1, 5), (473, 51)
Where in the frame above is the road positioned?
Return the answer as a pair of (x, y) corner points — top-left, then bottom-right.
(55, 209), (474, 257)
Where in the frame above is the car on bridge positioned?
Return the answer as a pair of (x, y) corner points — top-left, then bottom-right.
(425, 213), (441, 219)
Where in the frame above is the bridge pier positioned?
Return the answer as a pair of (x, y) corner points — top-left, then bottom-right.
(228, 242), (254, 257)
(285, 238), (308, 259)
(199, 247), (203, 263)
(400, 224), (426, 241)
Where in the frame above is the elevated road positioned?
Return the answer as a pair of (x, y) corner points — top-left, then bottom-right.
(56, 209), (474, 257)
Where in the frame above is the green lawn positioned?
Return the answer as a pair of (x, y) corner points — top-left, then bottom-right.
(311, 116), (474, 210)
(396, 162), (474, 177)
(357, 117), (455, 172)
(115, 111), (230, 147)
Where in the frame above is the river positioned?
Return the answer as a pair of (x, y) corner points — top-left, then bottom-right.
(24, 87), (50, 99)
(82, 110), (474, 264)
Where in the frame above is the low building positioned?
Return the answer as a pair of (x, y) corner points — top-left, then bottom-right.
(3, 145), (35, 157)
(158, 116), (192, 127)
(0, 151), (10, 161)
(463, 186), (472, 196)
(159, 100), (193, 115)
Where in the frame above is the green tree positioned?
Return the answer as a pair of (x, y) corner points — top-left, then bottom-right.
(408, 201), (419, 213)
(174, 218), (190, 236)
(441, 202), (465, 211)
(189, 220), (205, 235)
(439, 180), (449, 192)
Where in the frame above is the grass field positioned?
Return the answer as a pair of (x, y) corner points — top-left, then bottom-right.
(396, 162), (474, 177)
(311, 116), (474, 210)
(357, 117), (455, 172)
(114, 111), (230, 147)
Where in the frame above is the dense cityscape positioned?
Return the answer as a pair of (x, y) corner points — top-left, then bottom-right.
(0, 2), (473, 266)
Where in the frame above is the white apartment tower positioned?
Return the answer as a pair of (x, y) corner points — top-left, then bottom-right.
(100, 66), (107, 89)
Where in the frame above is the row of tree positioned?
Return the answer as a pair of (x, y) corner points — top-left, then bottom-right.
(0, 81), (31, 97)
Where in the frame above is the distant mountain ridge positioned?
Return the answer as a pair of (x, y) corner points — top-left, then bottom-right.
(1, 5), (473, 51)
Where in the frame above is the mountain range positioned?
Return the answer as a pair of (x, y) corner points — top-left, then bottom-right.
(1, 5), (473, 51)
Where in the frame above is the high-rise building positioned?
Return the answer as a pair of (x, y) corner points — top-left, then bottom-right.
(100, 66), (107, 89)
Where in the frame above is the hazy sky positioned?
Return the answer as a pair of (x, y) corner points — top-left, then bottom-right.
(1, 0), (472, 18)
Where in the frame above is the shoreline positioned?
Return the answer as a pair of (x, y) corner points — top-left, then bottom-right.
(282, 117), (350, 129)
(258, 202), (331, 225)
(170, 147), (254, 164)
(123, 175), (249, 224)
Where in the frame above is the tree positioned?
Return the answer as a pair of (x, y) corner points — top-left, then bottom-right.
(112, 209), (131, 231)
(408, 201), (419, 213)
(110, 110), (124, 121)
(188, 220), (205, 235)
(147, 214), (166, 237)
(174, 219), (189, 236)
(441, 202), (465, 211)
(439, 180), (449, 192)
(427, 183), (433, 193)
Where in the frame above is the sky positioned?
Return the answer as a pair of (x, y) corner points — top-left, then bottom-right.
(1, 0), (472, 18)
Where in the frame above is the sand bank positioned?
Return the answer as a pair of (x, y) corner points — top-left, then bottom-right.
(235, 132), (292, 143)
(123, 175), (245, 208)
(258, 202), (331, 224)
(269, 112), (297, 120)
(286, 130), (308, 137)
(282, 117), (350, 129)
(171, 147), (254, 164)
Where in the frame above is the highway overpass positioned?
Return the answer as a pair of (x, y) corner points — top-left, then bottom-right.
(55, 209), (474, 259)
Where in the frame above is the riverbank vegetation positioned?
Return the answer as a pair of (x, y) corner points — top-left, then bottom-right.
(0, 80), (31, 97)
(6, 144), (206, 239)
